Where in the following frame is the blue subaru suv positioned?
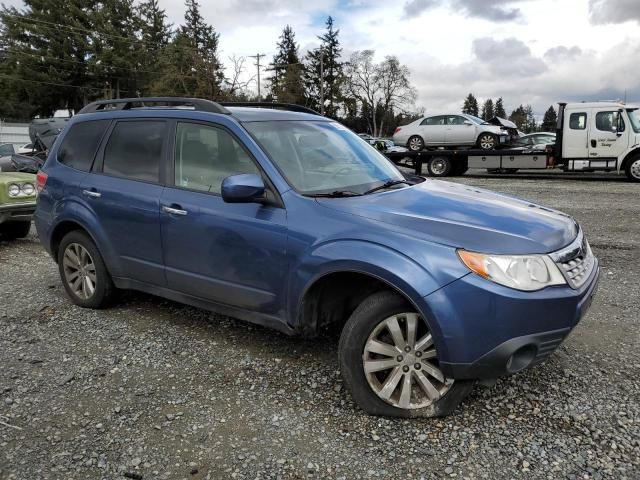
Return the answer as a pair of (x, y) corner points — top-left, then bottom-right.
(34, 98), (599, 417)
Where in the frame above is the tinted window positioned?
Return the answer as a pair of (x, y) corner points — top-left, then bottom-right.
(421, 116), (446, 126)
(103, 121), (166, 182)
(569, 113), (587, 130)
(175, 122), (259, 194)
(595, 111), (625, 132)
(0, 144), (14, 156)
(57, 120), (109, 171)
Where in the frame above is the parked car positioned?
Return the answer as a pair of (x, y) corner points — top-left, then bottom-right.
(510, 132), (556, 150)
(0, 172), (36, 240)
(487, 116), (520, 142)
(373, 139), (409, 153)
(35, 97), (599, 418)
(393, 114), (510, 151)
(17, 143), (35, 154)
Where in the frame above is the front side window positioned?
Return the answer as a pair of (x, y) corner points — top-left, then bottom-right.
(102, 121), (166, 183)
(569, 113), (587, 130)
(58, 120), (110, 171)
(595, 111), (625, 133)
(244, 120), (405, 195)
(446, 115), (468, 126)
(174, 122), (259, 194)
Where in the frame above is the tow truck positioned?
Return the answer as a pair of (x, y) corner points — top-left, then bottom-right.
(385, 102), (640, 182)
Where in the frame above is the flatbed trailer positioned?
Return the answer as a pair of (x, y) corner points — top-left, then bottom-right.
(385, 101), (640, 182)
(384, 148), (549, 177)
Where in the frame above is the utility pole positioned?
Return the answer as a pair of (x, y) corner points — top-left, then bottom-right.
(320, 50), (324, 115)
(249, 53), (266, 101)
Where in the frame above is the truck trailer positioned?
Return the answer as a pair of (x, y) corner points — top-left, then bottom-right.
(385, 102), (640, 182)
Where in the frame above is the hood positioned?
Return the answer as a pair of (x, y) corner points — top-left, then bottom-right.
(318, 180), (578, 255)
(488, 117), (518, 129)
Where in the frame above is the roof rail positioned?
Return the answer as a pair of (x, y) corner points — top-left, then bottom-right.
(220, 102), (321, 116)
(78, 97), (231, 115)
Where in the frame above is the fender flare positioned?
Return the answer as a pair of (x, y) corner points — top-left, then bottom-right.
(49, 198), (123, 276)
(288, 240), (451, 353)
(620, 147), (640, 173)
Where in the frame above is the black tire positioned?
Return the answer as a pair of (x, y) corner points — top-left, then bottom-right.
(477, 133), (497, 150)
(57, 230), (116, 309)
(407, 135), (424, 152)
(338, 290), (473, 418)
(427, 156), (453, 177)
(0, 221), (31, 240)
(625, 155), (640, 182)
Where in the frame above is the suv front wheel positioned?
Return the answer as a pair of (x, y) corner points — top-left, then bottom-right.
(339, 290), (473, 417)
(58, 230), (116, 308)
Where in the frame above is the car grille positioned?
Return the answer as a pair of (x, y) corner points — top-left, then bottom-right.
(549, 228), (596, 289)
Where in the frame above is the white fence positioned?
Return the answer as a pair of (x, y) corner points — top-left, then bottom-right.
(0, 121), (30, 147)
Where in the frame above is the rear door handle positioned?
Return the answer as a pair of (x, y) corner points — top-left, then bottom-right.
(590, 139), (597, 148)
(162, 205), (188, 216)
(82, 189), (101, 198)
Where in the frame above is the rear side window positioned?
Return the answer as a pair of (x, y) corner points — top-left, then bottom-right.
(102, 121), (166, 183)
(57, 120), (109, 171)
(421, 116), (446, 126)
(569, 113), (587, 130)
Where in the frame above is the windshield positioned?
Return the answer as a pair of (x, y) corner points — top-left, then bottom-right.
(244, 121), (405, 195)
(628, 109), (640, 134)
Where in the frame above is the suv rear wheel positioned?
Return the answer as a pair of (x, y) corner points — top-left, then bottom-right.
(339, 291), (473, 417)
(58, 230), (116, 308)
(477, 133), (497, 150)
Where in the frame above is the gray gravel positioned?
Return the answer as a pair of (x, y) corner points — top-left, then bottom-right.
(1, 170), (639, 479)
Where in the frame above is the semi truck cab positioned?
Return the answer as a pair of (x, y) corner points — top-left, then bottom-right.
(557, 102), (640, 181)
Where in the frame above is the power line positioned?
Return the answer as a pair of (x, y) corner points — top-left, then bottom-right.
(248, 53), (265, 101)
(0, 73), (107, 91)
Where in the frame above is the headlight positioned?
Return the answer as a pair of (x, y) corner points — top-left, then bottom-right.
(458, 250), (566, 291)
(8, 183), (20, 197)
(21, 183), (35, 196)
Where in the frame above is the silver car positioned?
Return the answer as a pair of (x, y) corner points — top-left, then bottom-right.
(392, 114), (509, 151)
(511, 132), (556, 150)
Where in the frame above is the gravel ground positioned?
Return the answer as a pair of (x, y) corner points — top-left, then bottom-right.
(1, 170), (639, 480)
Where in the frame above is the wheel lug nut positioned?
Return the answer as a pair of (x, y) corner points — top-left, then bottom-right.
(402, 366), (410, 373)
(415, 351), (422, 357)
(404, 346), (411, 353)
(414, 363), (421, 370)
(396, 355), (403, 362)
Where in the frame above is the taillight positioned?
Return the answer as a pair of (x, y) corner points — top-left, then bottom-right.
(36, 170), (48, 193)
(394, 127), (402, 133)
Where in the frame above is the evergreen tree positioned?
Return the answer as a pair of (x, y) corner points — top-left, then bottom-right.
(541, 105), (557, 131)
(494, 97), (506, 118)
(0, 0), (94, 116)
(509, 104), (537, 133)
(269, 25), (305, 104)
(481, 98), (494, 120)
(462, 93), (479, 116)
(136, 0), (172, 96)
(305, 16), (343, 117)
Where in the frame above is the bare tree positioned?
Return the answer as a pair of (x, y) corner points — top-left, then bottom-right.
(224, 55), (255, 99)
(344, 50), (416, 136)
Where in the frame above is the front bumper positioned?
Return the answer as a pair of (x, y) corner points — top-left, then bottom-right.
(423, 259), (600, 380)
(0, 201), (36, 224)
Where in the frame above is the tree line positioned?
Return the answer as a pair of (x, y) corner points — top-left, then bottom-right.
(0, 0), (418, 136)
(462, 93), (558, 133)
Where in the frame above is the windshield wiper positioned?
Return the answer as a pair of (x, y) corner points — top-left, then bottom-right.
(307, 190), (363, 198)
(363, 179), (411, 195)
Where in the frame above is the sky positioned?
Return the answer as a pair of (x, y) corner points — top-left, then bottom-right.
(4, 0), (640, 117)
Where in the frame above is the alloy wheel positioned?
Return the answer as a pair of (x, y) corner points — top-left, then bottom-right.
(631, 159), (640, 180)
(363, 313), (452, 410)
(408, 137), (423, 151)
(62, 243), (97, 300)
(479, 134), (496, 150)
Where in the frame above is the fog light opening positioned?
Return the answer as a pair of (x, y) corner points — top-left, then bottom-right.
(506, 345), (537, 374)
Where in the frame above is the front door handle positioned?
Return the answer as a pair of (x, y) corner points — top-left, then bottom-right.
(82, 189), (101, 198)
(590, 139), (597, 148)
(162, 205), (188, 216)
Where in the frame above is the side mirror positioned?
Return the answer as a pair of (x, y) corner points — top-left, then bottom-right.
(463, 120), (473, 126)
(221, 174), (265, 204)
